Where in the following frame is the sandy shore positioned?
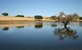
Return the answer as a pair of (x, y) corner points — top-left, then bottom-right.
(0, 16), (82, 28)
(0, 16), (56, 23)
(0, 16), (82, 23)
(78, 20), (82, 22)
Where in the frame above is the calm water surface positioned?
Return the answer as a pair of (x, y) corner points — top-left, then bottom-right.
(0, 22), (82, 50)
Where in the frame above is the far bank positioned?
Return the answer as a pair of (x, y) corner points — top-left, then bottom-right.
(0, 16), (82, 23)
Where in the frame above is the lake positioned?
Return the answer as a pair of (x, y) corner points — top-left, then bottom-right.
(0, 22), (82, 50)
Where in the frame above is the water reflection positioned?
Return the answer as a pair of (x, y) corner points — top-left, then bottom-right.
(79, 22), (82, 26)
(2, 27), (9, 31)
(51, 24), (57, 27)
(16, 26), (24, 28)
(54, 27), (78, 40)
(0, 22), (82, 50)
(34, 22), (43, 29)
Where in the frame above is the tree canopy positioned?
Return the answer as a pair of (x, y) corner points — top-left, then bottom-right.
(79, 17), (82, 20)
(2, 12), (8, 16)
(51, 16), (56, 19)
(56, 12), (79, 28)
(15, 15), (24, 17)
(34, 15), (43, 20)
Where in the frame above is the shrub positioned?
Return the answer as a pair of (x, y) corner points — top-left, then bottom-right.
(34, 15), (43, 21)
(79, 17), (82, 20)
(15, 15), (24, 17)
(2, 12), (8, 16)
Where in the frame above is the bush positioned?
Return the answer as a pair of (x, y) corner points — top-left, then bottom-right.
(34, 15), (43, 21)
(79, 17), (82, 20)
(51, 16), (56, 19)
(15, 15), (24, 17)
(2, 12), (8, 16)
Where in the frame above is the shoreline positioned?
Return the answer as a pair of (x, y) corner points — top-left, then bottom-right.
(0, 16), (82, 24)
(0, 16), (56, 23)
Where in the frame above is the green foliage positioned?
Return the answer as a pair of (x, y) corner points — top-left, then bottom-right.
(15, 15), (24, 17)
(79, 17), (82, 20)
(28, 17), (31, 18)
(34, 15), (43, 20)
(51, 16), (56, 19)
(2, 12), (8, 16)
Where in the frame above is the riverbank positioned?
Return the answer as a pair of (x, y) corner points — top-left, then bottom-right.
(0, 16), (82, 23)
(78, 20), (82, 22)
(0, 16), (56, 23)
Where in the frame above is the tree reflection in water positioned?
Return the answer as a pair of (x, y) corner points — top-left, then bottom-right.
(2, 27), (9, 31)
(34, 22), (43, 29)
(16, 26), (24, 28)
(51, 24), (57, 27)
(79, 22), (82, 27)
(54, 27), (78, 40)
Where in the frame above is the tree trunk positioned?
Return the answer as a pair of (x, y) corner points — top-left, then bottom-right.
(62, 21), (69, 28)
(64, 24), (67, 28)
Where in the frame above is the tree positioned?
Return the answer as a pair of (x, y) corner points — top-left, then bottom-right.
(79, 17), (82, 20)
(51, 16), (56, 20)
(34, 15), (43, 21)
(15, 15), (24, 17)
(2, 12), (8, 16)
(53, 12), (79, 40)
(57, 12), (79, 28)
(71, 13), (79, 22)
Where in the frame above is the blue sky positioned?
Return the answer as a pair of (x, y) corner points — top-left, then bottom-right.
(0, 0), (82, 16)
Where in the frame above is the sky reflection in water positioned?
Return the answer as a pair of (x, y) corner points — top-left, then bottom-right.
(0, 22), (82, 50)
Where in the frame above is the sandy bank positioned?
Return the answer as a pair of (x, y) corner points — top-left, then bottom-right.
(0, 16), (55, 23)
(0, 16), (82, 23)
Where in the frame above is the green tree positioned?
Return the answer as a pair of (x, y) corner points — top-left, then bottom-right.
(51, 16), (56, 20)
(2, 12), (8, 16)
(15, 15), (24, 17)
(34, 15), (43, 21)
(79, 17), (82, 20)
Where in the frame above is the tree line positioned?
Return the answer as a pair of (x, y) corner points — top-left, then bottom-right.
(1, 12), (82, 20)
(1, 12), (43, 20)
